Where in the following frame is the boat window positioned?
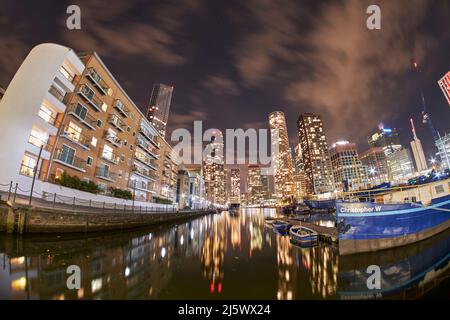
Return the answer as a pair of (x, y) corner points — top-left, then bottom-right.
(435, 185), (444, 194)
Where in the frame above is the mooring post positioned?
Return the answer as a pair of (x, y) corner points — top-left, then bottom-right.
(12, 183), (18, 205)
(7, 181), (12, 201)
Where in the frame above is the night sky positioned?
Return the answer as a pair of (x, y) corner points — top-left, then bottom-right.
(1, 0), (449, 163)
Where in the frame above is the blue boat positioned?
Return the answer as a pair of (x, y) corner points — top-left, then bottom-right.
(337, 179), (450, 255)
(289, 226), (318, 245)
(304, 199), (336, 210)
(272, 220), (291, 232)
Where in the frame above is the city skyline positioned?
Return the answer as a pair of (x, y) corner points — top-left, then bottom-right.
(0, 0), (449, 160)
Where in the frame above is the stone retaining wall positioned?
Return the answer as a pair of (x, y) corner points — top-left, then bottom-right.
(0, 204), (210, 234)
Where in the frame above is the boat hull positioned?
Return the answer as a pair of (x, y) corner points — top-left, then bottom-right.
(337, 195), (450, 255)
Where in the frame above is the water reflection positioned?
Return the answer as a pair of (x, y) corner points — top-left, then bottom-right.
(0, 208), (448, 299)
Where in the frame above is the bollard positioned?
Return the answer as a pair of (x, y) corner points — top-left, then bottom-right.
(12, 183), (18, 205)
(53, 193), (56, 208)
(102, 201), (105, 213)
(7, 181), (12, 201)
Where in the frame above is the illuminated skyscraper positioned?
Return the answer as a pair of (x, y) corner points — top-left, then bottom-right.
(367, 124), (402, 156)
(436, 133), (450, 170)
(268, 111), (295, 199)
(229, 168), (241, 204)
(146, 83), (174, 137)
(293, 144), (307, 199)
(329, 141), (367, 191)
(203, 132), (225, 205)
(437, 71), (450, 107)
(387, 148), (415, 184)
(359, 147), (389, 186)
(297, 113), (334, 195)
(409, 118), (428, 173)
(247, 164), (269, 204)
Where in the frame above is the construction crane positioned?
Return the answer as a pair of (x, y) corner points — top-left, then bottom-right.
(413, 61), (440, 142)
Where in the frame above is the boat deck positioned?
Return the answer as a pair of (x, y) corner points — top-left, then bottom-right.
(281, 217), (338, 243)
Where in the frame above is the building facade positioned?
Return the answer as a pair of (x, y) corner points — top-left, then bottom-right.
(146, 83), (173, 138)
(368, 125), (402, 156)
(437, 71), (450, 107)
(229, 168), (241, 204)
(329, 141), (367, 191)
(155, 136), (179, 204)
(296, 113), (334, 195)
(359, 147), (389, 186)
(203, 133), (226, 205)
(409, 118), (428, 173)
(268, 111), (295, 200)
(387, 148), (415, 184)
(247, 165), (269, 205)
(436, 133), (450, 170)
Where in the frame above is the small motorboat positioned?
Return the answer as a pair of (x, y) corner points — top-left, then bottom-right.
(289, 225), (318, 245)
(272, 220), (291, 232)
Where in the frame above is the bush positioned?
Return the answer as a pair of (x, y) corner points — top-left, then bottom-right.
(153, 196), (172, 204)
(110, 188), (132, 200)
(57, 172), (100, 194)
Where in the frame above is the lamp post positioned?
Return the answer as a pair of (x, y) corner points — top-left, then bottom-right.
(29, 145), (43, 207)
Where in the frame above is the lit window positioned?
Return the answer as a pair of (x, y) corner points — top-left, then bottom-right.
(20, 154), (37, 177)
(38, 105), (54, 124)
(60, 65), (74, 82)
(67, 122), (82, 142)
(101, 103), (108, 112)
(28, 128), (48, 148)
(91, 137), (97, 147)
(102, 144), (113, 160)
(55, 168), (64, 180)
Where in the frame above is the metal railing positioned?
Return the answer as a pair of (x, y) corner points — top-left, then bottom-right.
(53, 149), (87, 171)
(86, 67), (110, 95)
(60, 124), (91, 148)
(0, 181), (206, 215)
(113, 99), (130, 118)
(78, 84), (104, 111)
(48, 85), (66, 102)
(67, 103), (98, 129)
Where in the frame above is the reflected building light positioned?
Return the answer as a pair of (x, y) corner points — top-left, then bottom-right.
(10, 257), (25, 265)
(161, 247), (166, 258)
(11, 276), (27, 291)
(180, 235), (184, 245)
(125, 267), (130, 277)
(77, 288), (84, 299)
(91, 278), (103, 293)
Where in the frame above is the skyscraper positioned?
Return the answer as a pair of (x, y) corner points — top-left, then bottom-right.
(409, 118), (428, 172)
(437, 71), (450, 107)
(146, 83), (174, 137)
(203, 132), (226, 205)
(435, 133), (450, 170)
(268, 111), (295, 200)
(367, 125), (402, 156)
(297, 113), (334, 195)
(229, 168), (241, 204)
(359, 147), (389, 186)
(293, 144), (307, 199)
(329, 141), (368, 191)
(247, 164), (269, 204)
(387, 148), (415, 184)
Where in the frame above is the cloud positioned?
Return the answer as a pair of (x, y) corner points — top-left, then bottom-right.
(230, 0), (449, 145)
(168, 110), (208, 128)
(202, 74), (241, 96)
(61, 0), (203, 66)
(0, 36), (28, 87)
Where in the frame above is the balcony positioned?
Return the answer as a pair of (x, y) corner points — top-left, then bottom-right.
(61, 125), (91, 150)
(134, 152), (159, 171)
(86, 68), (110, 95)
(139, 126), (160, 148)
(95, 167), (117, 182)
(136, 136), (158, 159)
(108, 114), (125, 132)
(77, 84), (104, 112)
(104, 131), (121, 147)
(113, 99), (130, 118)
(101, 148), (120, 165)
(67, 104), (97, 130)
(132, 165), (157, 181)
(53, 149), (86, 172)
(48, 85), (66, 102)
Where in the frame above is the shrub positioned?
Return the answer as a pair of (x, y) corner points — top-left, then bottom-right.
(57, 172), (100, 194)
(110, 188), (132, 200)
(153, 196), (172, 204)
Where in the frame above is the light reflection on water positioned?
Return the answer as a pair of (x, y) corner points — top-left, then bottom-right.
(0, 208), (448, 300)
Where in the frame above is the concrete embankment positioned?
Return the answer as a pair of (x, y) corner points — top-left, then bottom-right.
(0, 203), (212, 234)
